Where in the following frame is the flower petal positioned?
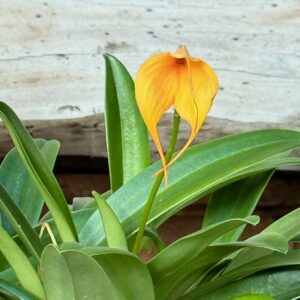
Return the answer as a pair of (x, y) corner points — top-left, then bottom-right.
(167, 57), (218, 167)
(135, 53), (179, 182)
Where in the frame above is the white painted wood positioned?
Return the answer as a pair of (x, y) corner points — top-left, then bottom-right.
(0, 0), (299, 156)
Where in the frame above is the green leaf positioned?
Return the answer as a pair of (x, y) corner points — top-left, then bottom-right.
(20, 208), (96, 252)
(78, 129), (300, 245)
(0, 225), (45, 299)
(147, 217), (283, 299)
(186, 250), (300, 298)
(149, 231), (288, 299)
(0, 139), (59, 233)
(82, 246), (155, 300)
(148, 216), (259, 270)
(40, 245), (117, 300)
(203, 171), (274, 242)
(182, 269), (300, 300)
(92, 191), (127, 250)
(72, 197), (94, 211)
(201, 232), (289, 283)
(263, 207), (300, 241)
(223, 206), (300, 275)
(104, 54), (150, 192)
(143, 227), (166, 252)
(0, 278), (34, 300)
(232, 296), (274, 300)
(0, 183), (44, 260)
(0, 101), (77, 242)
(168, 232), (288, 299)
(41, 244), (155, 300)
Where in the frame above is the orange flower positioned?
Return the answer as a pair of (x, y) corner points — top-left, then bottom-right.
(135, 46), (218, 182)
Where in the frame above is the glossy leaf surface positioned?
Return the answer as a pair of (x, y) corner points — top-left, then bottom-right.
(93, 191), (127, 250)
(0, 101), (77, 242)
(0, 225), (45, 299)
(79, 129), (300, 245)
(41, 245), (116, 300)
(182, 269), (300, 300)
(84, 246), (155, 300)
(185, 250), (300, 298)
(104, 54), (150, 192)
(0, 183), (44, 260)
(0, 139), (59, 233)
(203, 171), (274, 242)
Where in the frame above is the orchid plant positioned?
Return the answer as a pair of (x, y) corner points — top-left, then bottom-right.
(0, 47), (300, 300)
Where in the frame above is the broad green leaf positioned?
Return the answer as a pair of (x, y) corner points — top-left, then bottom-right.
(203, 171), (274, 242)
(0, 278), (34, 300)
(72, 197), (94, 211)
(223, 206), (300, 274)
(150, 218), (261, 298)
(1, 208), (96, 267)
(232, 296), (274, 300)
(0, 101), (77, 242)
(166, 244), (243, 300)
(264, 207), (300, 240)
(104, 54), (150, 192)
(232, 294), (275, 300)
(0, 225), (45, 299)
(0, 208), (97, 282)
(82, 191), (112, 210)
(202, 232), (289, 283)
(168, 232), (288, 300)
(83, 246), (155, 300)
(243, 232), (288, 254)
(41, 244), (155, 300)
(181, 269), (300, 300)
(92, 191), (127, 250)
(148, 216), (259, 272)
(186, 250), (300, 297)
(40, 245), (116, 300)
(147, 217), (286, 299)
(78, 129), (300, 245)
(0, 183), (44, 260)
(0, 139), (59, 233)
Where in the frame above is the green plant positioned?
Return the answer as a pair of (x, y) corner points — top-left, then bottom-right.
(0, 49), (300, 300)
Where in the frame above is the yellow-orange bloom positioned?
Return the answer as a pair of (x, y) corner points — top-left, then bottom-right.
(135, 46), (218, 182)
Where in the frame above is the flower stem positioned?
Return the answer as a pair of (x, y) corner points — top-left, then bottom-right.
(132, 111), (180, 254)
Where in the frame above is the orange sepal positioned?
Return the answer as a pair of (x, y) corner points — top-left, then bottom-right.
(135, 52), (178, 182)
(135, 46), (218, 181)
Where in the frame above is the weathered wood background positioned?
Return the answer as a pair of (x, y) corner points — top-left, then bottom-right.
(0, 0), (300, 157)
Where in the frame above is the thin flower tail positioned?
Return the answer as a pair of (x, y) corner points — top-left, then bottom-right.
(154, 129), (196, 176)
(151, 128), (168, 185)
(166, 131), (196, 168)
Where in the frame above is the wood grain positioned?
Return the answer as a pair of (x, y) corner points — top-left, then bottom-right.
(0, 0), (299, 156)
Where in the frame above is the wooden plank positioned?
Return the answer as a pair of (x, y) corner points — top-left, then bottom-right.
(0, 0), (299, 156)
(0, 115), (297, 158)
